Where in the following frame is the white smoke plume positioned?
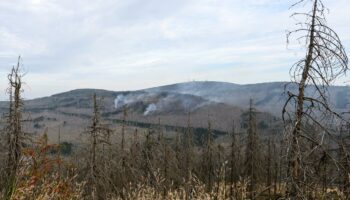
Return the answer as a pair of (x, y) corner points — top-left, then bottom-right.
(114, 94), (143, 109)
(114, 95), (125, 109)
(144, 103), (157, 115)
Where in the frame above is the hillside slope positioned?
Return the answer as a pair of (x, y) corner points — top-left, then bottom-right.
(0, 81), (347, 142)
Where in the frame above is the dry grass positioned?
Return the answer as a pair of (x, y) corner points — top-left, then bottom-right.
(1, 135), (348, 200)
(5, 135), (84, 200)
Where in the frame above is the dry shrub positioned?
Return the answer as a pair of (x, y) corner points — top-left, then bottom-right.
(109, 170), (249, 200)
(9, 134), (84, 200)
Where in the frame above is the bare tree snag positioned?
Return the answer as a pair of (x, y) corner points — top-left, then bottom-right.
(4, 57), (24, 200)
(284, 0), (348, 198)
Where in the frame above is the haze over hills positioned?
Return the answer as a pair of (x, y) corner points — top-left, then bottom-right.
(146, 81), (350, 114)
(0, 81), (348, 142)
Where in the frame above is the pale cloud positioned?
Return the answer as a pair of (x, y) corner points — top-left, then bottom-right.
(0, 0), (348, 100)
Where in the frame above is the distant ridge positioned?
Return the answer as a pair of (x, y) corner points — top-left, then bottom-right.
(2, 81), (349, 117)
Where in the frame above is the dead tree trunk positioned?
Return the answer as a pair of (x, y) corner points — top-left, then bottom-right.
(245, 99), (260, 199)
(204, 119), (214, 192)
(121, 106), (127, 170)
(266, 137), (272, 197)
(229, 120), (237, 199)
(289, 1), (317, 196)
(184, 112), (193, 199)
(89, 94), (100, 200)
(284, 0), (348, 198)
(4, 57), (24, 199)
(86, 94), (111, 200)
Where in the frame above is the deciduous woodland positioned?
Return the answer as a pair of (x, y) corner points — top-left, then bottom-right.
(0, 0), (350, 199)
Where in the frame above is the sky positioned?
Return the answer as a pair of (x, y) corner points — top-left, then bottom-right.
(0, 0), (349, 99)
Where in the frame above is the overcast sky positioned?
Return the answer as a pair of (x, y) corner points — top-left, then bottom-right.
(0, 0), (349, 99)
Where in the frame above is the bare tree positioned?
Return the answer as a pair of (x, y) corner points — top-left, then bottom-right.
(121, 106), (127, 158)
(338, 125), (350, 198)
(4, 57), (24, 199)
(244, 99), (261, 199)
(86, 94), (111, 200)
(184, 112), (194, 199)
(283, 0), (348, 198)
(266, 137), (273, 196)
(205, 119), (214, 192)
(229, 120), (241, 199)
(229, 120), (237, 199)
